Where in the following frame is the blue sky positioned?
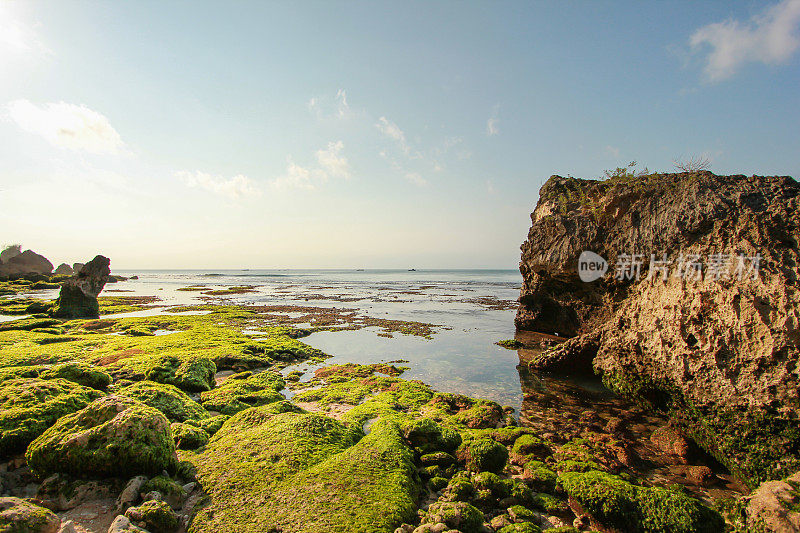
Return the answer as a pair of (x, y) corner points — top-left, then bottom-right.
(1, 0), (798, 269)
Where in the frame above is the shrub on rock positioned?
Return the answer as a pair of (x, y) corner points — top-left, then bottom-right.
(26, 396), (177, 478)
(0, 377), (102, 455)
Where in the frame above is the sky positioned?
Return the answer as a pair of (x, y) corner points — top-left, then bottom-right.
(1, 0), (799, 270)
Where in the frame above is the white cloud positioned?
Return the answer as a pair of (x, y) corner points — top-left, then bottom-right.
(486, 117), (499, 136)
(176, 170), (261, 199)
(7, 100), (125, 154)
(271, 141), (350, 190)
(315, 140), (351, 179)
(376, 116), (409, 153)
(404, 172), (427, 187)
(690, 0), (800, 81)
(0, 5), (51, 60)
(308, 89), (351, 119)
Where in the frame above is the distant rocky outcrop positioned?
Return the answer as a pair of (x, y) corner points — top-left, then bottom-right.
(0, 244), (21, 264)
(0, 248), (54, 278)
(72, 262), (84, 273)
(54, 263), (74, 276)
(53, 255), (111, 318)
(516, 172), (800, 487)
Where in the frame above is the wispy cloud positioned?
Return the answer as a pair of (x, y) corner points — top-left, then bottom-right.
(0, 5), (51, 60)
(690, 0), (800, 81)
(404, 172), (427, 187)
(486, 104), (500, 136)
(376, 116), (409, 154)
(176, 171), (261, 199)
(271, 141), (351, 190)
(315, 140), (351, 179)
(308, 89), (351, 119)
(7, 100), (125, 154)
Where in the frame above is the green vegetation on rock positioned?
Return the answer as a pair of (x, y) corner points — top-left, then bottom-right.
(200, 371), (285, 415)
(26, 395), (177, 478)
(119, 381), (209, 422)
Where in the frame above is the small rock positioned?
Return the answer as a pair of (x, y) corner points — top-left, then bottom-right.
(116, 476), (148, 514)
(58, 520), (78, 533)
(181, 482), (196, 493)
(0, 497), (61, 533)
(107, 515), (148, 533)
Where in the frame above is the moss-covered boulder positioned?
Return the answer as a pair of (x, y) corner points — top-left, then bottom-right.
(199, 371), (285, 415)
(0, 377), (102, 455)
(559, 470), (724, 532)
(171, 422), (209, 449)
(190, 406), (419, 532)
(118, 381), (209, 422)
(457, 438), (509, 473)
(39, 362), (112, 390)
(26, 395), (177, 478)
(0, 497), (61, 533)
(402, 417), (461, 454)
(145, 355), (216, 393)
(421, 501), (484, 533)
(125, 499), (179, 533)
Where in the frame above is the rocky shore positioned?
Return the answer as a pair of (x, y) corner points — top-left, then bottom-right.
(515, 171), (800, 531)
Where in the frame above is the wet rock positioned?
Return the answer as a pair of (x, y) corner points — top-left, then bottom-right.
(26, 396), (177, 478)
(53, 255), (111, 318)
(650, 423), (691, 463)
(744, 473), (800, 532)
(515, 172), (800, 485)
(36, 474), (119, 511)
(116, 476), (148, 514)
(107, 515), (148, 533)
(0, 496), (61, 533)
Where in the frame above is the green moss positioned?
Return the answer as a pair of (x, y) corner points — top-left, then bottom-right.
(512, 434), (550, 458)
(530, 491), (568, 515)
(422, 501), (484, 533)
(0, 317), (60, 332)
(186, 414), (229, 436)
(125, 499), (179, 533)
(498, 524), (542, 533)
(142, 475), (187, 501)
(26, 395), (177, 478)
(559, 470), (724, 532)
(496, 339), (524, 349)
(118, 381), (209, 422)
(457, 438), (508, 473)
(0, 497), (60, 532)
(0, 377), (102, 455)
(39, 361), (112, 390)
(143, 354), (217, 393)
(200, 371), (285, 415)
(172, 422), (210, 449)
(189, 408), (418, 533)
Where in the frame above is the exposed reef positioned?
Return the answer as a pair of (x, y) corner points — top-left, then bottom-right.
(515, 172), (800, 492)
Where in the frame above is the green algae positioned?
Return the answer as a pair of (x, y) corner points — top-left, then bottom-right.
(0, 377), (103, 455)
(559, 470), (724, 533)
(118, 381), (210, 422)
(39, 361), (112, 390)
(200, 371), (285, 415)
(171, 422), (210, 449)
(189, 406), (419, 533)
(125, 499), (179, 533)
(26, 395), (177, 478)
(457, 438), (508, 473)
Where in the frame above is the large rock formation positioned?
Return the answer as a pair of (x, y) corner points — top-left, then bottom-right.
(516, 172), (800, 487)
(54, 263), (74, 276)
(52, 255), (111, 318)
(0, 248), (54, 278)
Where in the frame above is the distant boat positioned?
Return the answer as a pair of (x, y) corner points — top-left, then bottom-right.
(408, 268), (416, 271)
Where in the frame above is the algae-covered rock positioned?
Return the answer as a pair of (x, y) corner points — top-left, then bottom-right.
(145, 355), (216, 393)
(421, 501), (484, 533)
(457, 438), (509, 473)
(125, 499), (179, 532)
(199, 371), (285, 415)
(559, 470), (724, 532)
(26, 395), (177, 478)
(498, 523), (542, 533)
(171, 422), (209, 449)
(0, 377), (102, 455)
(118, 381), (209, 422)
(52, 255), (110, 318)
(39, 362), (112, 390)
(190, 407), (418, 532)
(0, 496), (60, 533)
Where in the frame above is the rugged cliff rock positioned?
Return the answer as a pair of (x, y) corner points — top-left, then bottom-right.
(53, 255), (111, 318)
(516, 171), (800, 487)
(0, 248), (54, 278)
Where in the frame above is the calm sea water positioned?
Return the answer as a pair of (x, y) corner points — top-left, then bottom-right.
(103, 269), (528, 407)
